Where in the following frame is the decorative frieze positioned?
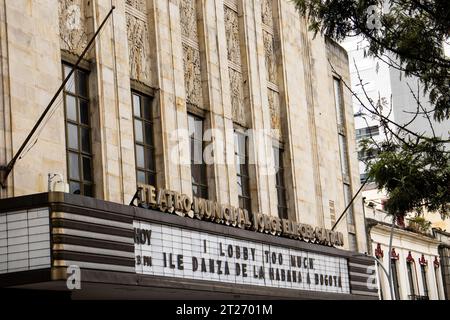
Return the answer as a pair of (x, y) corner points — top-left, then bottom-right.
(268, 89), (281, 139)
(224, 6), (241, 66)
(126, 0), (147, 13)
(261, 0), (281, 137)
(180, 0), (198, 41)
(261, 0), (274, 29)
(183, 43), (203, 108)
(263, 31), (277, 84)
(229, 68), (245, 124)
(224, 3), (246, 126)
(180, 0), (204, 108)
(126, 2), (152, 86)
(58, 0), (89, 56)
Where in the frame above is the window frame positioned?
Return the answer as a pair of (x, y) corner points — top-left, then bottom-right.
(234, 130), (252, 213)
(188, 113), (209, 199)
(391, 259), (401, 300)
(273, 144), (288, 219)
(62, 62), (94, 197)
(132, 91), (157, 187)
(421, 264), (429, 298)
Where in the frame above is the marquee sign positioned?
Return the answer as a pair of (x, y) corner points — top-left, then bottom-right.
(137, 185), (344, 247)
(134, 221), (350, 294)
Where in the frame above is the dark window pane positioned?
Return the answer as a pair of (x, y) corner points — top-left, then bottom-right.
(136, 145), (145, 168)
(276, 170), (285, 186)
(191, 165), (202, 184)
(201, 187), (209, 199)
(145, 147), (155, 171)
(239, 163), (248, 177)
(142, 96), (152, 120)
(134, 119), (144, 143)
(277, 189), (287, 207)
(241, 177), (250, 197)
(65, 95), (77, 121)
(81, 127), (91, 153)
(83, 184), (93, 197)
(144, 122), (153, 146)
(69, 181), (81, 195)
(67, 123), (79, 150)
(133, 94), (141, 117)
(82, 157), (92, 182)
(79, 100), (89, 125)
(64, 65), (75, 93)
(243, 198), (251, 212)
(68, 152), (80, 180)
(77, 70), (88, 98)
(147, 173), (156, 186)
(137, 171), (146, 184)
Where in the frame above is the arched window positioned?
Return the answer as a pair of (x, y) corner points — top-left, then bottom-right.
(390, 248), (400, 300)
(406, 251), (418, 299)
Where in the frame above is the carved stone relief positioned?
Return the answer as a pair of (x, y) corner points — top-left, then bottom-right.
(126, 0), (147, 13)
(180, 0), (198, 41)
(263, 31), (277, 84)
(261, 0), (274, 29)
(183, 44), (203, 107)
(268, 89), (281, 137)
(58, 0), (89, 56)
(224, 6), (242, 65)
(180, 0), (204, 108)
(126, 12), (152, 86)
(229, 69), (246, 126)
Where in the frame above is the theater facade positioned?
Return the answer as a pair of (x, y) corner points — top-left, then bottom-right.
(0, 0), (374, 299)
(0, 192), (377, 299)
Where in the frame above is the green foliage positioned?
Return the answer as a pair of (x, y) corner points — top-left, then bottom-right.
(362, 138), (450, 217)
(294, 0), (450, 218)
(407, 216), (432, 233)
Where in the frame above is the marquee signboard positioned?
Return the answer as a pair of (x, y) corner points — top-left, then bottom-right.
(136, 185), (345, 247)
(134, 221), (350, 294)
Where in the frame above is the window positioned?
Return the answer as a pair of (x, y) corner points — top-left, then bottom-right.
(273, 146), (288, 219)
(391, 260), (401, 300)
(63, 63), (94, 197)
(407, 261), (417, 297)
(356, 126), (380, 140)
(333, 78), (345, 128)
(132, 92), (156, 186)
(421, 265), (429, 298)
(338, 134), (350, 177)
(334, 78), (358, 248)
(360, 173), (369, 184)
(235, 131), (251, 213)
(188, 114), (208, 199)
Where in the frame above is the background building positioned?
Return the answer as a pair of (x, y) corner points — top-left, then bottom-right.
(365, 204), (446, 300)
(341, 36), (450, 232)
(0, 0), (375, 299)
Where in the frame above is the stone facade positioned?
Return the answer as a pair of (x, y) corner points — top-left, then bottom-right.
(0, 0), (366, 252)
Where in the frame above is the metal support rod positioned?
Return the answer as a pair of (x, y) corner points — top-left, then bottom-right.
(0, 6), (116, 188)
(353, 253), (392, 300)
(332, 178), (369, 231)
(387, 215), (397, 300)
